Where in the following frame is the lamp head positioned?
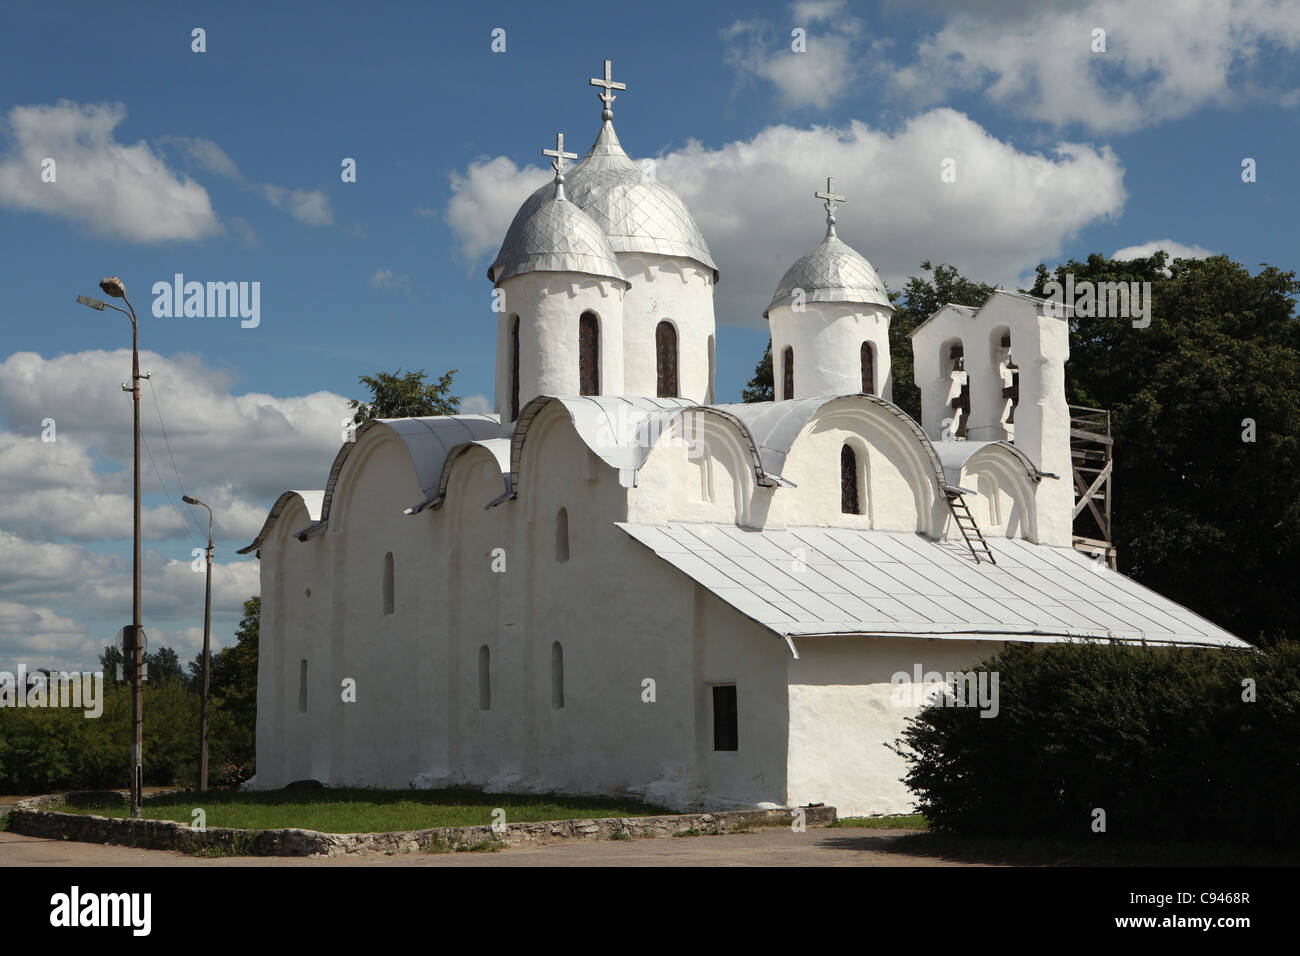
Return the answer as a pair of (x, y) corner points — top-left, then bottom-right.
(99, 276), (126, 298)
(76, 295), (108, 311)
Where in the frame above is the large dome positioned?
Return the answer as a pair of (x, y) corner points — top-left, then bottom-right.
(488, 185), (627, 286)
(764, 233), (892, 318)
(504, 121), (718, 282)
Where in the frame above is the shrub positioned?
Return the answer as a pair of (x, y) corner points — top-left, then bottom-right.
(891, 641), (1300, 846)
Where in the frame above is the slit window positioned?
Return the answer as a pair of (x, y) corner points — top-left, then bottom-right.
(478, 645), (491, 711)
(551, 642), (565, 709)
(510, 314), (520, 421)
(841, 445), (861, 515)
(555, 507), (570, 562)
(782, 347), (794, 400)
(712, 684), (738, 751)
(861, 342), (875, 396)
(579, 312), (600, 396)
(383, 551), (394, 614)
(656, 321), (679, 397)
(297, 659), (308, 714)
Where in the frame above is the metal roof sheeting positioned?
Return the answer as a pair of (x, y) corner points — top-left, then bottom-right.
(765, 234), (892, 317)
(488, 189), (627, 286)
(618, 523), (1249, 649)
(237, 490), (323, 554)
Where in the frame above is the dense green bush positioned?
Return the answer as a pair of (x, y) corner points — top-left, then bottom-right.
(892, 641), (1300, 846)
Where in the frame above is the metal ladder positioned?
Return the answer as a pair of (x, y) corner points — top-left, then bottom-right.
(943, 485), (996, 565)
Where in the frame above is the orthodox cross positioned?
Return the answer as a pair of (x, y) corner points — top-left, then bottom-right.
(816, 177), (847, 237)
(590, 59), (627, 121)
(543, 132), (578, 199)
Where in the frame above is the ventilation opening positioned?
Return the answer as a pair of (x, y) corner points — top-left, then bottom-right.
(510, 314), (521, 421)
(297, 659), (308, 714)
(383, 551), (394, 614)
(478, 645), (491, 711)
(555, 507), (570, 562)
(551, 641), (565, 709)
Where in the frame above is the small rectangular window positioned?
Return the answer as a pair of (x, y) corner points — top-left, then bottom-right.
(712, 684), (738, 751)
(298, 659), (308, 714)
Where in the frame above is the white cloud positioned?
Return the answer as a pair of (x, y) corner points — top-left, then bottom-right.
(444, 156), (550, 270)
(0, 101), (221, 242)
(0, 350), (349, 543)
(1112, 239), (1214, 261)
(459, 393), (493, 415)
(368, 268), (412, 293)
(446, 110), (1126, 325)
(722, 1), (868, 109)
(163, 135), (334, 227)
(890, 0), (1300, 133)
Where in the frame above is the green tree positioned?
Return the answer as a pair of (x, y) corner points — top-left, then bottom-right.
(741, 340), (773, 402)
(348, 368), (461, 424)
(1027, 251), (1300, 646)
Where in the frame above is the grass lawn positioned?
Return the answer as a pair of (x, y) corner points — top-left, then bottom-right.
(58, 787), (672, 833)
(834, 813), (928, 830)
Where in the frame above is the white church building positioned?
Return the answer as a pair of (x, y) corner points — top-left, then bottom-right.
(241, 62), (1248, 816)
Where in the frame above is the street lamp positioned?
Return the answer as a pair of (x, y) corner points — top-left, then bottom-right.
(182, 495), (213, 793)
(77, 276), (145, 819)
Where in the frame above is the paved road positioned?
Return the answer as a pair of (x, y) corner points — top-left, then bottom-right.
(0, 826), (982, 867)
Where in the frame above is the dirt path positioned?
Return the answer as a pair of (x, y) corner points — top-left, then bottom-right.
(0, 826), (985, 867)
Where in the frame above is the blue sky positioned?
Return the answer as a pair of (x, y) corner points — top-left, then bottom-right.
(2, 0), (1298, 670)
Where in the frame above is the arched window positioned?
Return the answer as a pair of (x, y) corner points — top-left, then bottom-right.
(382, 551), (394, 615)
(841, 445), (861, 515)
(509, 314), (520, 421)
(478, 645), (491, 711)
(861, 342), (875, 396)
(948, 343), (970, 439)
(579, 312), (600, 396)
(656, 321), (678, 397)
(551, 642), (565, 709)
(782, 346), (794, 400)
(555, 507), (570, 562)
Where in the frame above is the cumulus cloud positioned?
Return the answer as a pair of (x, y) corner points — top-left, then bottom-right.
(0, 350), (349, 543)
(1112, 239), (1214, 261)
(723, 0), (874, 110)
(889, 0), (1300, 133)
(0, 101), (221, 242)
(164, 135), (334, 227)
(459, 393), (493, 415)
(444, 156), (550, 270)
(445, 109), (1126, 325)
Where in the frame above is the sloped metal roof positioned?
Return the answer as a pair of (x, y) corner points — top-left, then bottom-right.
(237, 490), (323, 554)
(501, 121), (718, 282)
(765, 232), (892, 317)
(715, 395), (947, 490)
(932, 439), (1043, 486)
(618, 523), (1249, 648)
(488, 186), (627, 286)
(298, 414), (507, 540)
(510, 394), (782, 489)
(412, 436), (513, 513)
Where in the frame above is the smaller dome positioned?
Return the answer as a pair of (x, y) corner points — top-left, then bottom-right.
(764, 234), (892, 318)
(489, 188), (627, 286)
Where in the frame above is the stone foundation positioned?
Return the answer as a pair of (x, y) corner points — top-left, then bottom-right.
(7, 794), (836, 857)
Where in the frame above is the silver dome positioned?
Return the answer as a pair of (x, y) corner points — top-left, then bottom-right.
(489, 185), (627, 286)
(502, 121), (718, 282)
(764, 232), (893, 318)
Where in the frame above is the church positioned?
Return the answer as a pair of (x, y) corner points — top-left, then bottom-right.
(240, 61), (1248, 816)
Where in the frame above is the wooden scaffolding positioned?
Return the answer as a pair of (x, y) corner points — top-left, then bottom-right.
(1069, 405), (1117, 569)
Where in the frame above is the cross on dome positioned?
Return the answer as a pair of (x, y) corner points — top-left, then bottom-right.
(590, 58), (627, 121)
(543, 132), (578, 200)
(816, 176), (847, 237)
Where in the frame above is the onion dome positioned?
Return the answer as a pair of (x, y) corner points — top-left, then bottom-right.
(764, 177), (892, 317)
(495, 60), (718, 283)
(488, 132), (627, 286)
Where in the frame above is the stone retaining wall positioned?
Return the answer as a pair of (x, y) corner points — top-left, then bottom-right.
(7, 795), (837, 857)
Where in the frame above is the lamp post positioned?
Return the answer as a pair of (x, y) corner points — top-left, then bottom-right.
(77, 277), (145, 818)
(182, 495), (213, 792)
